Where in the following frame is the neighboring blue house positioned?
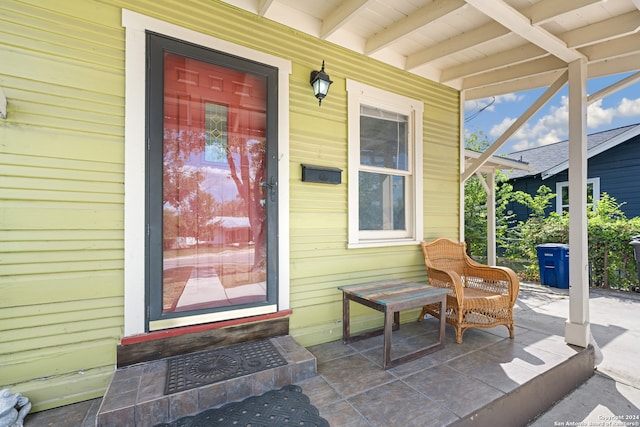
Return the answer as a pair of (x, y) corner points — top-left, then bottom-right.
(505, 123), (640, 222)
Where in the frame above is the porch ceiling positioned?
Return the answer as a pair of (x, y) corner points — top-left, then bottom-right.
(222, 0), (640, 99)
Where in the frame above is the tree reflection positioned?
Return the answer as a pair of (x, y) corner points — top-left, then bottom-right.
(226, 135), (266, 270)
(162, 127), (266, 272)
(163, 129), (219, 249)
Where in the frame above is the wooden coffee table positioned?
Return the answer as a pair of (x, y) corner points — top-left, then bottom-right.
(339, 279), (450, 369)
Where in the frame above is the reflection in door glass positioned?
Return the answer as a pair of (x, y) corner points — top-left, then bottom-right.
(162, 53), (267, 314)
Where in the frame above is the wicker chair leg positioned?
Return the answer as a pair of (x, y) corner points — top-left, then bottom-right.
(507, 323), (515, 339)
(417, 306), (428, 322)
(454, 310), (464, 343)
(455, 327), (463, 344)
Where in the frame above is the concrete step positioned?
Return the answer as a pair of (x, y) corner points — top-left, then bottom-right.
(452, 344), (595, 427)
(96, 336), (316, 426)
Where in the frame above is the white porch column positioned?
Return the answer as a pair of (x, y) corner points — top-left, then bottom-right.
(565, 58), (591, 347)
(460, 91), (466, 244)
(487, 171), (497, 266)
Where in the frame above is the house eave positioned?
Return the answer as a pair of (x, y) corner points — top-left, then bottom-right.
(464, 149), (533, 173)
(540, 123), (640, 180)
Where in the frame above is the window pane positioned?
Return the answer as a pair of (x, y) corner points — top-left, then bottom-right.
(359, 171), (405, 231)
(560, 182), (596, 211)
(561, 185), (569, 206)
(587, 182), (594, 204)
(360, 106), (408, 170)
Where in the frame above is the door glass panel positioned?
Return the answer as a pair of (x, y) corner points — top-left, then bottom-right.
(162, 52), (267, 314)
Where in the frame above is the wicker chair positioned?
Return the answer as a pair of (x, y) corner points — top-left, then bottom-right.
(417, 238), (520, 343)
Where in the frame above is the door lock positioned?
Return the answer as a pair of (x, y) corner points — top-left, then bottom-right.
(260, 177), (277, 202)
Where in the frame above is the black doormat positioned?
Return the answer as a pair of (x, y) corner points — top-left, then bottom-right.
(155, 384), (330, 427)
(165, 339), (288, 394)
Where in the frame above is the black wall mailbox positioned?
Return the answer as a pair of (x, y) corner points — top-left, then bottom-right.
(301, 164), (342, 184)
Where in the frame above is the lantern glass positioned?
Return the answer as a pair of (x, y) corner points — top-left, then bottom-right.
(313, 78), (330, 98)
(310, 61), (333, 105)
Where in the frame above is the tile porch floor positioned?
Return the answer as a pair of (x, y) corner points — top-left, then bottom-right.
(25, 313), (585, 426)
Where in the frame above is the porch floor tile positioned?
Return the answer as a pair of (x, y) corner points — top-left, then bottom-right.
(301, 317), (589, 427)
(25, 282), (621, 427)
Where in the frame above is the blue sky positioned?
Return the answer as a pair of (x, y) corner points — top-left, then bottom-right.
(464, 72), (640, 155)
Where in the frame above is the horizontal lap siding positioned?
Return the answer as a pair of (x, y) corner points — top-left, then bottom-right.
(0, 0), (460, 410)
(285, 41), (460, 344)
(0, 0), (124, 411)
(509, 136), (640, 221)
(590, 137), (640, 218)
(111, 0), (460, 344)
(423, 102), (460, 241)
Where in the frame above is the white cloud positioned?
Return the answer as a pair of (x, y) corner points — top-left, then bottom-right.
(465, 93), (524, 115)
(464, 99), (479, 109)
(586, 99), (615, 128)
(491, 95), (640, 152)
(464, 97), (493, 113)
(489, 117), (516, 138)
(618, 97), (640, 116)
(494, 93), (524, 104)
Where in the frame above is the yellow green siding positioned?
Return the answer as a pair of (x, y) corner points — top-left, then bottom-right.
(0, 0), (460, 411)
(1, 0), (125, 411)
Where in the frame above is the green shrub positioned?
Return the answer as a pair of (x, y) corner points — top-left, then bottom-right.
(501, 192), (640, 290)
(587, 195), (640, 289)
(464, 131), (640, 291)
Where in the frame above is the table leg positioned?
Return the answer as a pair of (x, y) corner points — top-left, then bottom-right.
(342, 293), (350, 344)
(383, 295), (448, 369)
(438, 296), (446, 343)
(383, 308), (394, 369)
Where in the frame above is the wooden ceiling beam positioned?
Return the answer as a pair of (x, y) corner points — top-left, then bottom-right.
(461, 56), (566, 90)
(588, 53), (640, 78)
(257, 0), (276, 16)
(443, 13), (640, 83)
(320, 0), (373, 39)
(405, 22), (509, 71)
(364, 0), (466, 55)
(561, 11), (640, 48)
(441, 44), (547, 82)
(588, 71), (640, 105)
(527, 0), (601, 25)
(465, 0), (585, 63)
(464, 71), (564, 100)
(464, 53), (640, 100)
(580, 33), (640, 62)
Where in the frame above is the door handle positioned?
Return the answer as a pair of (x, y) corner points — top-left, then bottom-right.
(260, 177), (277, 202)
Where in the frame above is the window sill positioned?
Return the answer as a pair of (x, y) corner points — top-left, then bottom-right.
(347, 238), (420, 249)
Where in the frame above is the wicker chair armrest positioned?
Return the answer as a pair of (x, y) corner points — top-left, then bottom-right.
(463, 263), (520, 305)
(465, 256), (486, 268)
(425, 265), (464, 305)
(495, 265), (520, 305)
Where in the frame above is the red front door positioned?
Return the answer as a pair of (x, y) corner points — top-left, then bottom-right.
(147, 34), (278, 328)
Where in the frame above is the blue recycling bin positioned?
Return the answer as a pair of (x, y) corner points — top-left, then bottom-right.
(536, 243), (569, 288)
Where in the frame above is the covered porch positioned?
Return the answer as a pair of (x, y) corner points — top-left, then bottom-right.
(4, 0), (640, 422)
(213, 1), (640, 396)
(27, 281), (640, 426)
(219, 0), (640, 352)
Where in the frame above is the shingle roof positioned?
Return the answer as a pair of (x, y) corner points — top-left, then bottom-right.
(505, 123), (640, 180)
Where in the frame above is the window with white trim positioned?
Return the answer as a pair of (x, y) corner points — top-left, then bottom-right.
(347, 80), (423, 248)
(555, 177), (600, 214)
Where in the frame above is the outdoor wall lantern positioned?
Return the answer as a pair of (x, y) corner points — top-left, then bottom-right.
(309, 60), (333, 106)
